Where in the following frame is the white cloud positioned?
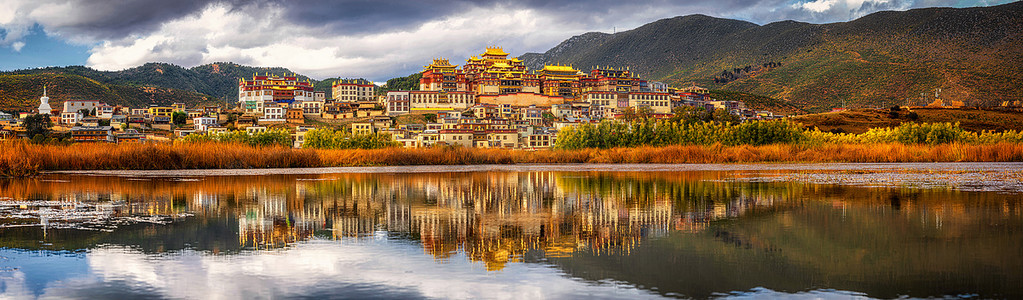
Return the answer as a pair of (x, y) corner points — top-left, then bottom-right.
(800, 0), (843, 13)
(30, 242), (663, 300)
(82, 3), (612, 80)
(11, 41), (25, 52)
(795, 0), (912, 20)
(0, 269), (33, 299)
(0, 0), (36, 49)
(86, 1), (795, 80)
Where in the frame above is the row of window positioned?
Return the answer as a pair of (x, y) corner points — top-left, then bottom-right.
(630, 94), (669, 100)
(242, 91), (312, 97)
(635, 101), (669, 107)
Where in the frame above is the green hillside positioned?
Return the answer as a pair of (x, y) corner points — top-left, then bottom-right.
(0, 73), (217, 111)
(708, 90), (807, 115)
(377, 72), (422, 95)
(2, 62), (345, 107)
(520, 2), (1023, 112)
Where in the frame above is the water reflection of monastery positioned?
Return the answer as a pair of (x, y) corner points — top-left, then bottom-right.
(8, 169), (1020, 273)
(3, 172), (794, 269)
(206, 172), (789, 270)
(8, 172), (1012, 271)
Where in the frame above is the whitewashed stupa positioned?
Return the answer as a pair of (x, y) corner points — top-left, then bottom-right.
(37, 85), (52, 115)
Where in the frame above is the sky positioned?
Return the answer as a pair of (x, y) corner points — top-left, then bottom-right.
(0, 0), (1014, 81)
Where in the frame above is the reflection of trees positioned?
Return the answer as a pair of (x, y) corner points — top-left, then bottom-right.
(547, 186), (1023, 299)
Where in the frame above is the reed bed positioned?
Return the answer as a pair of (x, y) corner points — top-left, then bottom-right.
(3, 141), (1023, 176)
(1, 141), (320, 172)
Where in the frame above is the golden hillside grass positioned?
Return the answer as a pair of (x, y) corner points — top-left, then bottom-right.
(790, 108), (1023, 134)
(2, 141), (1023, 176)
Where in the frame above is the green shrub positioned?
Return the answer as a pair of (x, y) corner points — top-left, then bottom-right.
(556, 120), (1023, 150)
(302, 128), (397, 149)
(180, 128), (292, 147)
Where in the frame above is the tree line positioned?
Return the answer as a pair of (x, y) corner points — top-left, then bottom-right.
(713, 62), (783, 84)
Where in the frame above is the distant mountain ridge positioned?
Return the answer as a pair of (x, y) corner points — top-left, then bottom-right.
(520, 2), (1023, 112)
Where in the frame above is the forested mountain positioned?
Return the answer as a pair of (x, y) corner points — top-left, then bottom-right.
(0, 62), (346, 111)
(520, 1), (1023, 112)
(0, 73), (217, 111)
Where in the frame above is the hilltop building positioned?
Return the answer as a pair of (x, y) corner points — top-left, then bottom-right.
(417, 47), (653, 107)
(537, 65), (583, 97)
(581, 66), (642, 93)
(332, 78), (375, 102)
(238, 74), (315, 114)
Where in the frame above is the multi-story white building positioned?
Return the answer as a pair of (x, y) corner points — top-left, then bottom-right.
(552, 103), (576, 118)
(262, 106), (285, 121)
(300, 100), (324, 116)
(351, 122), (374, 135)
(483, 129), (518, 148)
(627, 92), (672, 114)
(193, 117), (218, 132)
(438, 129), (473, 147)
(332, 79), (375, 102)
(408, 90), (476, 113)
(63, 100), (102, 115)
(61, 111), (82, 125)
(96, 105), (115, 119)
(130, 108), (148, 117)
(386, 91), (410, 116)
(583, 91), (618, 108)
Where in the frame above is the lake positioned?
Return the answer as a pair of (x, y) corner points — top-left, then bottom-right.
(1, 163), (1022, 299)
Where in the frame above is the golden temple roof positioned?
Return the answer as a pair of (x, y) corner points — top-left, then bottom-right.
(491, 62), (512, 68)
(483, 47), (509, 56)
(542, 65), (578, 72)
(424, 58), (458, 71)
(429, 58), (455, 67)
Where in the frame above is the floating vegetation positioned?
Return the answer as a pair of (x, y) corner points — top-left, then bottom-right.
(0, 199), (191, 231)
(726, 169), (1023, 193)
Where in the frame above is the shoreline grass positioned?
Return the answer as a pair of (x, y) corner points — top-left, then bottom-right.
(3, 141), (1023, 176)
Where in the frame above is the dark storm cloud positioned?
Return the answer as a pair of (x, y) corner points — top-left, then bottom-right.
(273, 0), (481, 34)
(40, 0), (1013, 42)
(43, 0), (220, 40)
(271, 0), (772, 35)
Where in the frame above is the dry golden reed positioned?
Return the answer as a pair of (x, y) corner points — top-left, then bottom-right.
(1, 141), (319, 171)
(2, 141), (1023, 175)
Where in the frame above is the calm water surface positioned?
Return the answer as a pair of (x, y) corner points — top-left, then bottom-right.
(1, 164), (1022, 299)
